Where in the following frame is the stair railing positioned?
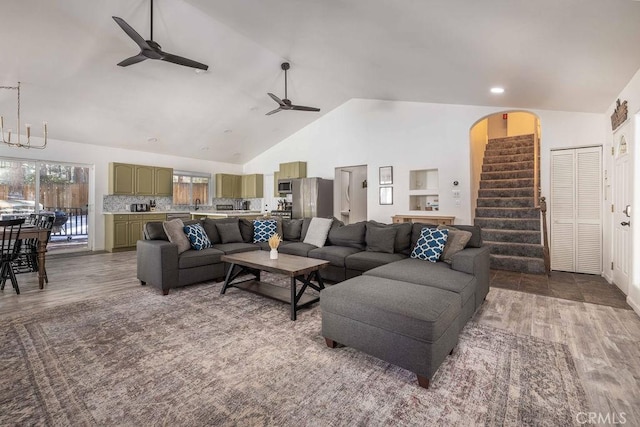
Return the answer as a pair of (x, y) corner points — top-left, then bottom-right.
(534, 133), (541, 206)
(539, 196), (550, 275)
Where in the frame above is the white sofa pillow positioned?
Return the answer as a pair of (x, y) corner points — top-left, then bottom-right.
(303, 217), (333, 248)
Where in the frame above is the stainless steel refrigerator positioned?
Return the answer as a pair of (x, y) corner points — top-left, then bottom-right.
(291, 178), (334, 219)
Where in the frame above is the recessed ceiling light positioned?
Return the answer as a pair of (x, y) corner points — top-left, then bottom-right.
(490, 87), (505, 94)
(200, 146), (210, 151)
(224, 129), (232, 133)
(147, 137), (158, 143)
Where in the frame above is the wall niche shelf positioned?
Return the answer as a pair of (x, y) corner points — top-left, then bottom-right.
(409, 168), (439, 211)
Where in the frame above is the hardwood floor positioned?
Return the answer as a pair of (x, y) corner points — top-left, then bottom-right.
(477, 289), (640, 424)
(0, 252), (138, 317)
(491, 269), (632, 309)
(2, 252), (639, 424)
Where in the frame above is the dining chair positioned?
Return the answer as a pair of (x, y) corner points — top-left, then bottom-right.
(14, 214), (54, 283)
(0, 218), (25, 294)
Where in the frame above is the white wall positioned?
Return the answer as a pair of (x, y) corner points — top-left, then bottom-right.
(507, 112), (538, 137)
(604, 67), (640, 315)
(244, 98), (605, 228)
(487, 114), (507, 139)
(469, 119), (488, 218)
(0, 137), (242, 250)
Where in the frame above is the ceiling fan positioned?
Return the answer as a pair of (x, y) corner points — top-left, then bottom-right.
(112, 0), (208, 71)
(266, 62), (320, 115)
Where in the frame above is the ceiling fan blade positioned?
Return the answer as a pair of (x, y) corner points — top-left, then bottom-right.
(266, 107), (283, 115)
(268, 93), (286, 107)
(161, 53), (209, 70)
(291, 105), (321, 112)
(112, 16), (150, 50)
(117, 53), (148, 67)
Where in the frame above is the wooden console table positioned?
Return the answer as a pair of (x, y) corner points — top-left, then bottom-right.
(392, 215), (455, 225)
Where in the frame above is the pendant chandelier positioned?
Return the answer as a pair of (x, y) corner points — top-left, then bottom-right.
(0, 82), (48, 149)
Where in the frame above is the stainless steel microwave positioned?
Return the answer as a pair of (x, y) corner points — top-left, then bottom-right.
(277, 179), (293, 194)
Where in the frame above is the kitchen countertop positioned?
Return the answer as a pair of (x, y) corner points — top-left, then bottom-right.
(189, 210), (262, 217)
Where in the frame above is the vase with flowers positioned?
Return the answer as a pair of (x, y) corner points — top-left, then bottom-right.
(268, 233), (282, 259)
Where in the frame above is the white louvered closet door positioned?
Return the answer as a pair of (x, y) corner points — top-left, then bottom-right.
(550, 147), (602, 274)
(551, 151), (576, 271)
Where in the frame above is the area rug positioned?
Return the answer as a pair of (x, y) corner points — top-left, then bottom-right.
(1, 274), (590, 426)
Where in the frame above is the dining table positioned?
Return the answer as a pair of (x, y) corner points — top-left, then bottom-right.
(18, 225), (51, 289)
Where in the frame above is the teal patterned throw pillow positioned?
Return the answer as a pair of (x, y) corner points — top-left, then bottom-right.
(410, 227), (448, 262)
(184, 223), (212, 250)
(253, 219), (277, 243)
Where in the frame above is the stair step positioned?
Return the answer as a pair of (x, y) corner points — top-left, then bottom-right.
(488, 134), (535, 145)
(480, 178), (534, 189)
(474, 217), (540, 231)
(482, 161), (535, 172)
(490, 254), (546, 274)
(485, 241), (544, 257)
(486, 139), (535, 150)
(477, 197), (534, 208)
(484, 146), (535, 156)
(483, 153), (533, 164)
(475, 207), (539, 219)
(489, 134), (535, 142)
(482, 229), (541, 244)
(481, 170), (534, 180)
(478, 187), (534, 198)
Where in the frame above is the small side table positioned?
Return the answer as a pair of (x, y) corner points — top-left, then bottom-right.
(391, 215), (455, 225)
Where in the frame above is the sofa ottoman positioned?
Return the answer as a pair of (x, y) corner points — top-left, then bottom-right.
(321, 275), (461, 388)
(364, 258), (478, 322)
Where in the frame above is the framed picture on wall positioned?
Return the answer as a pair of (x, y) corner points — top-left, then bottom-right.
(379, 166), (393, 185)
(379, 186), (393, 205)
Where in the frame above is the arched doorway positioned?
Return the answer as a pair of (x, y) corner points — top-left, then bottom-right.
(469, 111), (543, 273)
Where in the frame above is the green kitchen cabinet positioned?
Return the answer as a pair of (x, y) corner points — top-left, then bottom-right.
(279, 161), (307, 179)
(216, 174), (242, 198)
(112, 217), (129, 248)
(135, 165), (154, 195)
(273, 171), (281, 196)
(105, 213), (167, 252)
(241, 174), (263, 198)
(154, 167), (174, 196)
(109, 163), (136, 195)
(105, 214), (134, 251)
(128, 219), (143, 246)
(109, 163), (173, 196)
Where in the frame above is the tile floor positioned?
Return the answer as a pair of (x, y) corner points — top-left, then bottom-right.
(490, 269), (631, 310)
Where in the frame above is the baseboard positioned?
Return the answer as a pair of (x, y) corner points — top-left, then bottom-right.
(627, 296), (640, 318)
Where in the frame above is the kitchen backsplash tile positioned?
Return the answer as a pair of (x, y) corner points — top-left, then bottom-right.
(210, 198), (263, 211)
(103, 196), (263, 212)
(103, 196), (172, 212)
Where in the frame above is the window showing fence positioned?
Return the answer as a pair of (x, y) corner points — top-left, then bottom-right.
(0, 158), (90, 246)
(173, 172), (210, 205)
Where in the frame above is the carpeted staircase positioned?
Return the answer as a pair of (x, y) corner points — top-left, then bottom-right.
(475, 134), (545, 274)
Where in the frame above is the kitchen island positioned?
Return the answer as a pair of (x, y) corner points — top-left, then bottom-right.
(190, 211), (263, 220)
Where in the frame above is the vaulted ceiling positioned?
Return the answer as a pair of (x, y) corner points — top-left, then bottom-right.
(2, 0), (640, 163)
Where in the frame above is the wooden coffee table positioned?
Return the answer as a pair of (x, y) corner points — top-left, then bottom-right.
(220, 250), (330, 321)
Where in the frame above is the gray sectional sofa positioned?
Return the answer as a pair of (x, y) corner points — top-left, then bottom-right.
(136, 216), (490, 388)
